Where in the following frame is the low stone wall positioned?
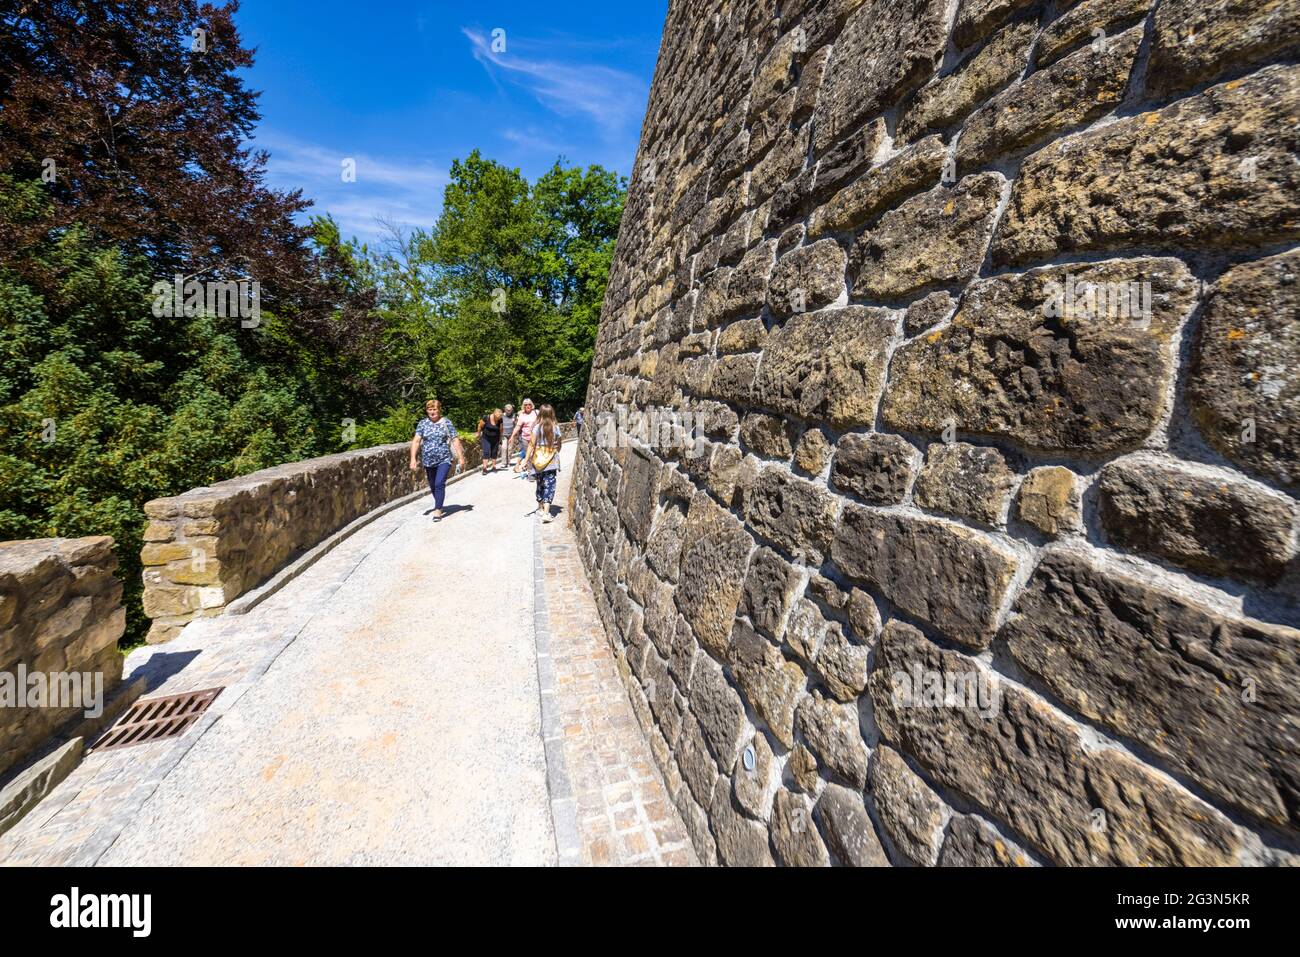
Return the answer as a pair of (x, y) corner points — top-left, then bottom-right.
(573, 0), (1300, 866)
(140, 423), (574, 643)
(141, 444), (424, 642)
(0, 537), (125, 779)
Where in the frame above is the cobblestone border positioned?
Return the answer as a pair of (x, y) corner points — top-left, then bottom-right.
(531, 515), (582, 866)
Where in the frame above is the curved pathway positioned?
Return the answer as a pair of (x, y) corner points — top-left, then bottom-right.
(0, 445), (695, 866)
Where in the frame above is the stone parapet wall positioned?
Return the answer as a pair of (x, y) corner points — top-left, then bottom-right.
(0, 537), (125, 778)
(572, 0), (1300, 865)
(141, 444), (424, 643)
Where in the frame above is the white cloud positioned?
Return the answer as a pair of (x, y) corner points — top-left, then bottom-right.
(249, 131), (447, 244)
(463, 27), (647, 142)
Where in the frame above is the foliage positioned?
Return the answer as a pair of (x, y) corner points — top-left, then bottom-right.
(0, 4), (625, 649)
(366, 151), (624, 432)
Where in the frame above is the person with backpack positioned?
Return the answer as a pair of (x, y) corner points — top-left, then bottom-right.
(409, 399), (466, 521)
(524, 403), (563, 521)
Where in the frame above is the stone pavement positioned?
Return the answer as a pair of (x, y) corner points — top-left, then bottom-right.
(539, 453), (697, 866)
(0, 444), (694, 866)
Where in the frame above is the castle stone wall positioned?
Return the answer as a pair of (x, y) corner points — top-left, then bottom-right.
(571, 0), (1300, 865)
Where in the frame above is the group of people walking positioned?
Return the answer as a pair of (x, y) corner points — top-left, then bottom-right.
(408, 397), (572, 522)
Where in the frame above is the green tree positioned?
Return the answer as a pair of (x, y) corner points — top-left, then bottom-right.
(361, 152), (625, 437)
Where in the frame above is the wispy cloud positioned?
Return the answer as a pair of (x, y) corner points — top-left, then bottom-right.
(463, 27), (648, 143)
(250, 130), (448, 244)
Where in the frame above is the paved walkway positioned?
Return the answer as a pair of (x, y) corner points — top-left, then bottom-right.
(0, 444), (694, 866)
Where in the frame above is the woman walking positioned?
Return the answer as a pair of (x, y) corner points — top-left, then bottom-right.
(510, 398), (538, 476)
(525, 404), (563, 522)
(409, 399), (466, 521)
(477, 408), (503, 473)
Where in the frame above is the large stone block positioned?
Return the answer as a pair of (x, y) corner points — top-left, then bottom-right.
(992, 65), (1300, 266)
(1187, 248), (1300, 491)
(810, 135), (947, 237)
(912, 441), (1016, 526)
(1097, 455), (1297, 582)
(741, 547), (802, 640)
(869, 745), (948, 865)
(753, 307), (898, 429)
(871, 620), (1242, 865)
(955, 26), (1142, 168)
(833, 505), (1018, 649)
(743, 467), (840, 564)
(795, 691), (868, 788)
(881, 258), (1196, 454)
(848, 173), (1004, 299)
(766, 239), (847, 318)
(830, 432), (919, 505)
(675, 491), (753, 660)
(730, 618), (806, 748)
(1002, 548), (1300, 830)
(1146, 0), (1300, 101)
(814, 783), (891, 866)
(812, 0), (948, 153)
(898, 20), (1035, 144)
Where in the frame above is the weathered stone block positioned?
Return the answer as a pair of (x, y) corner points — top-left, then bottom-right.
(766, 239), (846, 318)
(812, 0), (948, 153)
(833, 505), (1018, 649)
(772, 790), (830, 866)
(1036, 0), (1151, 68)
(796, 691), (868, 788)
(730, 618), (806, 748)
(793, 429), (832, 476)
(744, 467), (840, 564)
(814, 783), (891, 866)
(993, 66), (1300, 266)
(1187, 248), (1300, 491)
(869, 745), (948, 865)
(1015, 466), (1082, 536)
(830, 432), (919, 505)
(740, 413), (794, 459)
(710, 783), (776, 865)
(952, 0), (1039, 49)
(882, 258), (1196, 453)
(689, 652), (747, 768)
(754, 307), (898, 429)
(741, 547), (802, 640)
(871, 620), (1242, 865)
(1002, 548), (1300, 830)
(938, 815), (1035, 866)
(1147, 0), (1300, 101)
(913, 441), (1016, 526)
(733, 732), (776, 820)
(1097, 455), (1297, 581)
(899, 19), (1036, 143)
(955, 26), (1142, 168)
(810, 135), (947, 237)
(675, 491), (754, 660)
(849, 172), (1004, 299)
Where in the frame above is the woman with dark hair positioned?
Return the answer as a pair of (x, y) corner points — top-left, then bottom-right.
(409, 399), (466, 521)
(524, 403), (563, 522)
(477, 408), (503, 472)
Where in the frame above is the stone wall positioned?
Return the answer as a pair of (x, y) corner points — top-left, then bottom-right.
(0, 537), (125, 778)
(572, 0), (1299, 865)
(142, 444), (426, 642)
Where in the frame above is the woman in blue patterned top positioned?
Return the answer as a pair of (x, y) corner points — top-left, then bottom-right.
(408, 399), (466, 521)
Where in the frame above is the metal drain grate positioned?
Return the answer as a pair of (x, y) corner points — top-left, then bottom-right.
(93, 687), (223, 752)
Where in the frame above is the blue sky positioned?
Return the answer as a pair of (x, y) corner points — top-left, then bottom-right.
(235, 1), (668, 245)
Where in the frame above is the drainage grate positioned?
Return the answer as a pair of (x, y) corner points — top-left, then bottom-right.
(93, 687), (223, 752)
